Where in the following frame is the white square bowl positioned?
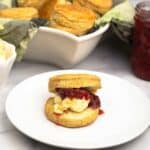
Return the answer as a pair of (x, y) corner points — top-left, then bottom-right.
(24, 24), (109, 68)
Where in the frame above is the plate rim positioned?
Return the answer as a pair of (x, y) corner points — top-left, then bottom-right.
(5, 69), (150, 149)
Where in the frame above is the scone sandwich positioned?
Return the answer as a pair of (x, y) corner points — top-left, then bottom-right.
(45, 74), (103, 128)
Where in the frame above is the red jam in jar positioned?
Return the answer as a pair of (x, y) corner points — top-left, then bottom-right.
(131, 1), (150, 80)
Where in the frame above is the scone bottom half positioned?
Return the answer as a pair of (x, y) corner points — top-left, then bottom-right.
(45, 74), (103, 128)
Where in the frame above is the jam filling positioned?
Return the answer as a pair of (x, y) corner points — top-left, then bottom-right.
(56, 88), (101, 109)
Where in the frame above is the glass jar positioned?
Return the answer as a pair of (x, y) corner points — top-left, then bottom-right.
(131, 1), (150, 81)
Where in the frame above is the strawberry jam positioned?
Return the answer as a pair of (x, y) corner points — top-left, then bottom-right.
(56, 88), (101, 108)
(131, 1), (150, 80)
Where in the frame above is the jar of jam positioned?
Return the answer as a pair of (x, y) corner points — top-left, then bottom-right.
(131, 1), (150, 81)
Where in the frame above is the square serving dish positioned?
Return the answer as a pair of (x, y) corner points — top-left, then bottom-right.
(24, 24), (109, 68)
(24, 0), (126, 68)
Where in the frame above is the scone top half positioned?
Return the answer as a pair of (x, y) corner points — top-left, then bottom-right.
(49, 74), (101, 92)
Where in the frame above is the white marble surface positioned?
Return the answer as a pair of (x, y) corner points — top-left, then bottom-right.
(0, 32), (149, 150)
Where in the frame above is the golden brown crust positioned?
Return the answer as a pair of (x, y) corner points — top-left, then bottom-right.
(0, 7), (38, 20)
(39, 0), (70, 19)
(49, 74), (101, 92)
(45, 98), (99, 127)
(17, 0), (70, 19)
(17, 0), (48, 9)
(38, 0), (58, 19)
(74, 0), (112, 14)
(49, 4), (96, 35)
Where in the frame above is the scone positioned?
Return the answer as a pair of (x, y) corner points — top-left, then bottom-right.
(39, 0), (71, 19)
(17, 0), (69, 19)
(0, 7), (38, 20)
(74, 0), (112, 14)
(45, 74), (103, 128)
(17, 0), (48, 9)
(50, 4), (96, 35)
(49, 74), (101, 92)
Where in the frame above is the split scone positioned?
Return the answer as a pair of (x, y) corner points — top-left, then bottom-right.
(45, 74), (103, 128)
(50, 4), (96, 36)
(0, 7), (38, 20)
(74, 0), (112, 14)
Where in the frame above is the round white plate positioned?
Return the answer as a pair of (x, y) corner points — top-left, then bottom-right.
(6, 70), (150, 149)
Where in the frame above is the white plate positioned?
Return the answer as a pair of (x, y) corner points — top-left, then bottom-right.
(5, 70), (150, 149)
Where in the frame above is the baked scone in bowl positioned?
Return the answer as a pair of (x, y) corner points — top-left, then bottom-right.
(45, 73), (103, 128)
(23, 0), (111, 68)
(0, 0), (112, 68)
